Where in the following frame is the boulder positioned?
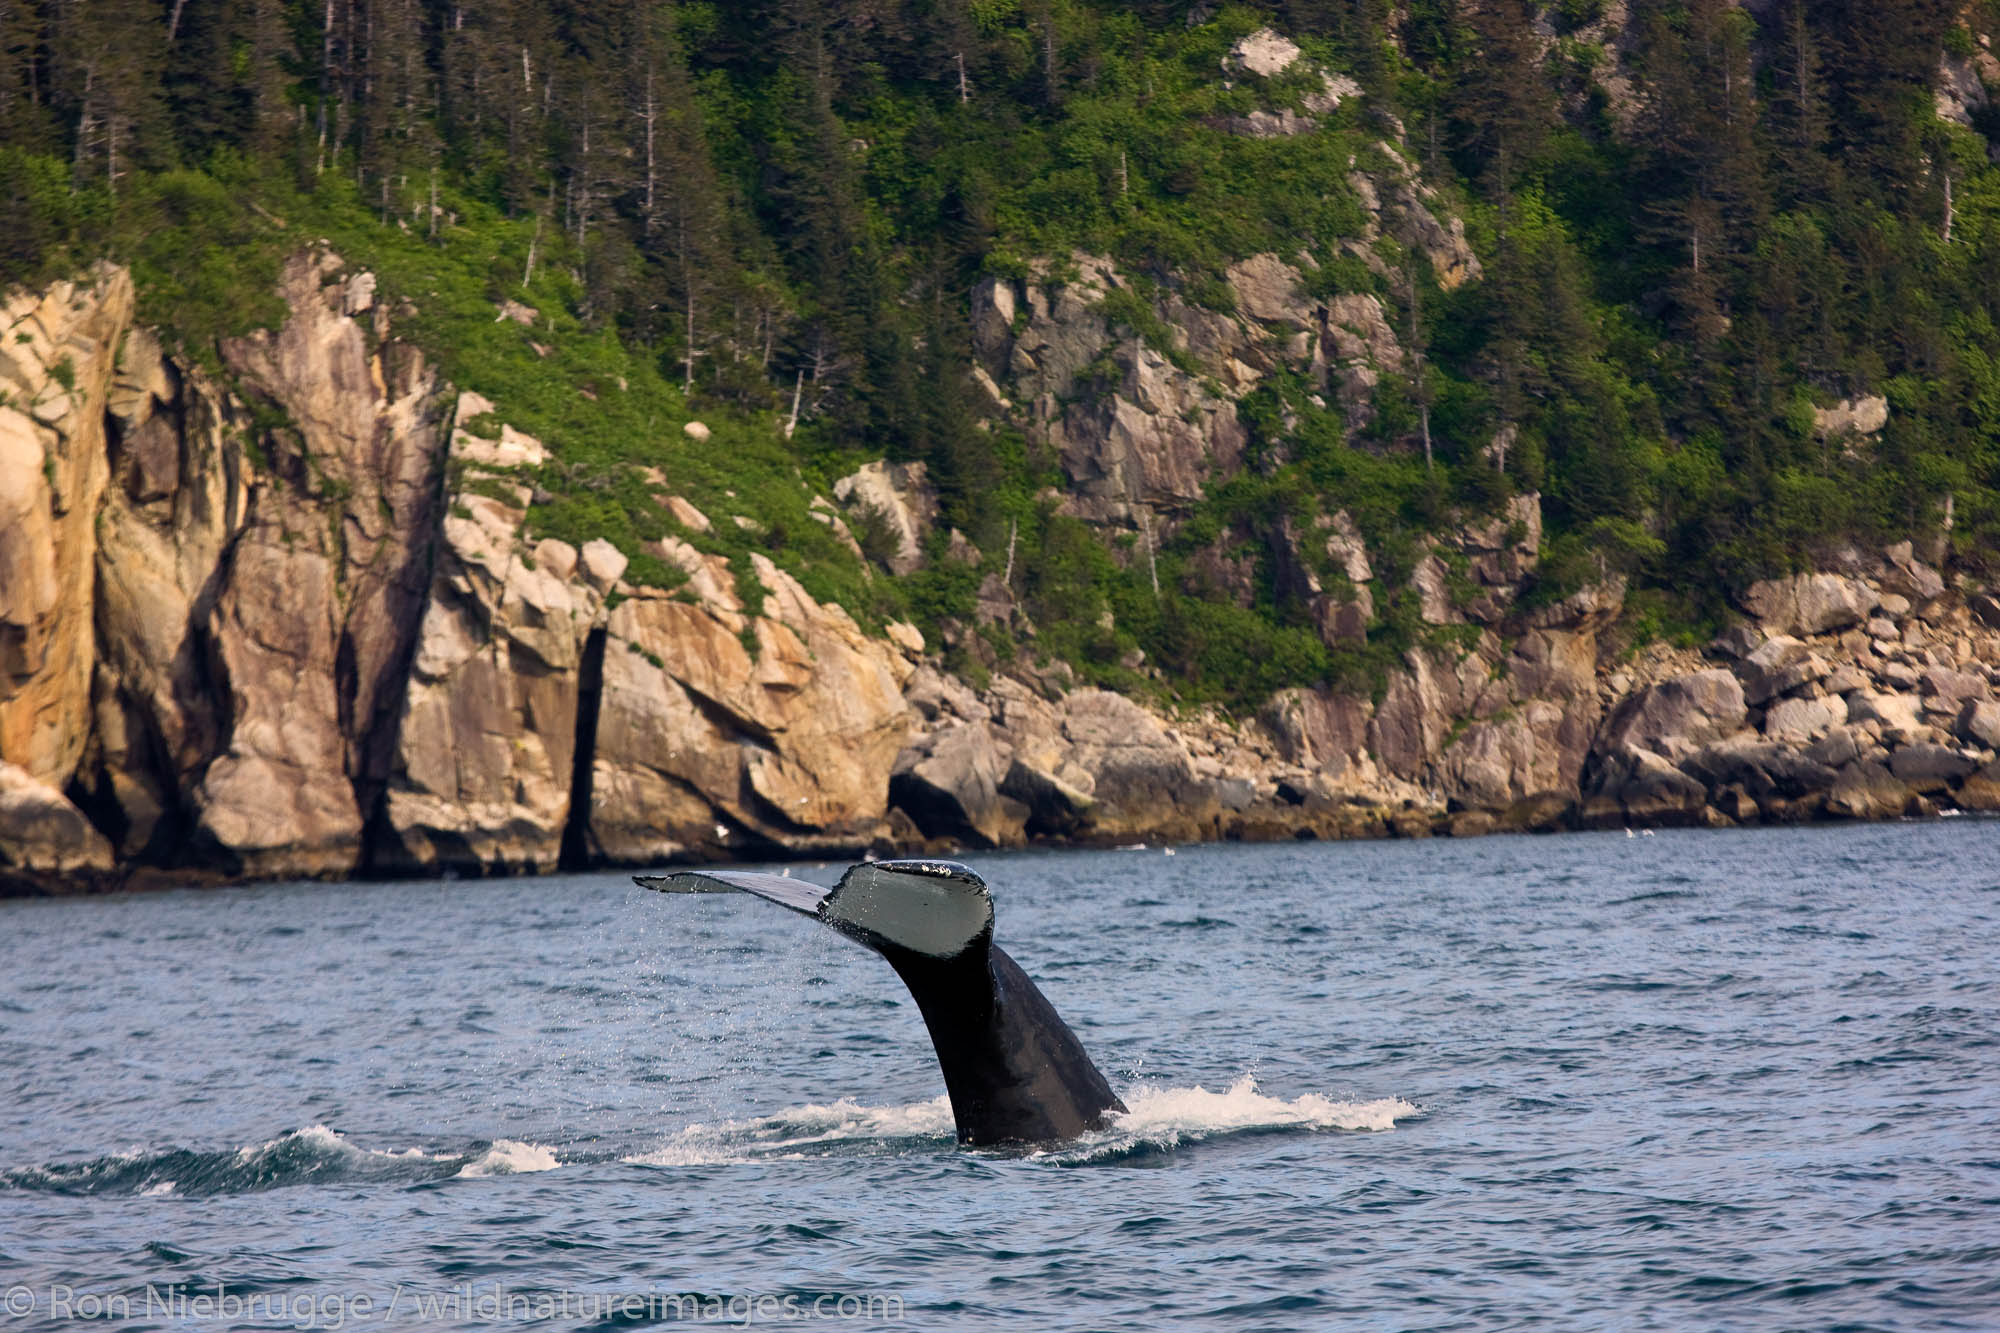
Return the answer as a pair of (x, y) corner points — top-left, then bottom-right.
(1806, 725), (1883, 770)
(579, 538), (628, 591)
(1888, 743), (1981, 792)
(1763, 694), (1847, 745)
(0, 760), (114, 877)
(1496, 791), (1574, 833)
(1679, 737), (1838, 800)
(1225, 28), (1303, 78)
(1590, 746), (1711, 826)
(587, 557), (916, 863)
(905, 664), (983, 723)
(999, 757), (1098, 837)
(1957, 699), (2000, 750)
(1825, 760), (1915, 820)
(1957, 761), (2000, 812)
(1601, 670), (1747, 760)
(1736, 636), (1830, 705)
(1883, 542), (1945, 604)
(1920, 667), (1989, 715)
(1439, 701), (1589, 812)
(1709, 623), (1763, 659)
(1740, 573), (1876, 637)
(1261, 688), (1371, 778)
(1051, 690), (1208, 837)
(1812, 396), (1889, 438)
(889, 723), (1019, 849)
(1524, 577), (1626, 631)
(1226, 254), (1310, 327)
(1848, 692), (1930, 746)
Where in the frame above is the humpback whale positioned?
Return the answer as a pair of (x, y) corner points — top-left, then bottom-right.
(635, 859), (1127, 1147)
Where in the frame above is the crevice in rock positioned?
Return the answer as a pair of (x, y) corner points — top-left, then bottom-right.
(559, 625), (609, 871)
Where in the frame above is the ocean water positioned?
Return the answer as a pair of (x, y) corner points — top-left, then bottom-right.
(3, 821), (1998, 1330)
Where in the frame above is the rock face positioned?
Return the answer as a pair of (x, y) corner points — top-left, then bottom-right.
(0, 267), (133, 855)
(1, 254), (453, 882)
(7, 249), (2000, 892)
(833, 460), (937, 575)
(590, 555), (916, 862)
(376, 482), (599, 875)
(971, 245), (1426, 531)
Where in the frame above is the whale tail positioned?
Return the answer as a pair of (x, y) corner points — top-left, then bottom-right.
(636, 859), (1126, 1147)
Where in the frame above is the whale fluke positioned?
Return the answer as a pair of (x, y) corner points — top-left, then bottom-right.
(636, 859), (1127, 1146)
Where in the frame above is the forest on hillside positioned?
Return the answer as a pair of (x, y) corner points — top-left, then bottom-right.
(3, 0), (1998, 704)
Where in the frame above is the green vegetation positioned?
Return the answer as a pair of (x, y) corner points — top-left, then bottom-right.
(0, 0), (1995, 711)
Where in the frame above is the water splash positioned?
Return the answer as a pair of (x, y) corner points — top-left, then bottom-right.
(625, 1076), (1418, 1166)
(456, 1140), (562, 1177)
(0, 1125), (560, 1196)
(1040, 1075), (1420, 1164)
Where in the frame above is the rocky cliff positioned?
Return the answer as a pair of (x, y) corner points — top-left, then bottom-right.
(2, 248), (1997, 894)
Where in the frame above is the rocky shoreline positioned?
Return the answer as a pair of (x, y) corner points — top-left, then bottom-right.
(4, 258), (1999, 898)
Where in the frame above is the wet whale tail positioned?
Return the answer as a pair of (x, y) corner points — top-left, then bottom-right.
(636, 859), (1126, 1147)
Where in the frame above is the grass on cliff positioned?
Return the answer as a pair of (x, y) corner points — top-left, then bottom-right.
(58, 155), (904, 631)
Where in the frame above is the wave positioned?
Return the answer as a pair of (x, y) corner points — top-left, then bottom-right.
(627, 1076), (1420, 1166)
(0, 1126), (561, 1197)
(626, 1097), (958, 1166)
(8, 1081), (1418, 1192)
(1041, 1076), (1420, 1164)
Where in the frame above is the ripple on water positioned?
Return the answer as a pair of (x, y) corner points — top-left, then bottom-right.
(2, 825), (1998, 1329)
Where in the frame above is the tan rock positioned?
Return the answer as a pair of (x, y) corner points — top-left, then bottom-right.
(193, 531), (363, 875)
(1889, 743), (1980, 792)
(665, 495), (712, 532)
(1602, 670), (1747, 760)
(1737, 636), (1830, 705)
(1825, 761), (1913, 820)
(1741, 573), (1876, 636)
(589, 570), (916, 860)
(1812, 396), (1888, 438)
(532, 538), (578, 583)
(579, 538), (629, 591)
(1226, 254), (1309, 327)
(0, 760), (113, 875)
(834, 460), (937, 575)
(1958, 699), (2000, 749)
(1764, 694), (1847, 745)
(889, 723), (1020, 849)
(1848, 692), (1929, 747)
(1958, 761), (2000, 812)
(1225, 28), (1302, 78)
(1883, 542), (1945, 603)
(0, 266), (134, 790)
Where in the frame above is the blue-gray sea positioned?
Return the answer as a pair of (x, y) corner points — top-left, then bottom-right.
(4, 821), (1999, 1330)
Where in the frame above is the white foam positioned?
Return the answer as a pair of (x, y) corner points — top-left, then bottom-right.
(626, 1078), (1417, 1165)
(1032, 1075), (1419, 1163)
(456, 1140), (561, 1177)
(141, 1180), (176, 1196)
(626, 1096), (955, 1166)
(236, 1124), (349, 1160)
(1115, 1074), (1417, 1136)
